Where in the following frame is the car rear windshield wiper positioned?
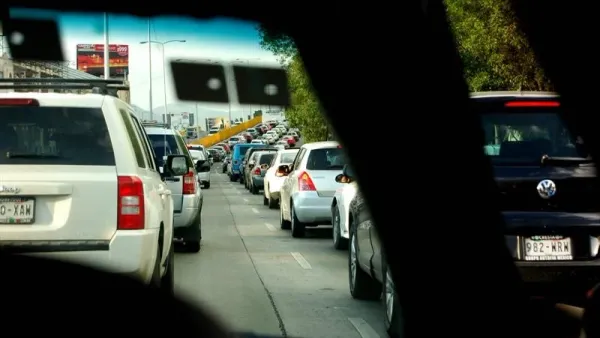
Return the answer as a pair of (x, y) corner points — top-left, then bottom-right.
(541, 155), (594, 165)
(6, 153), (62, 159)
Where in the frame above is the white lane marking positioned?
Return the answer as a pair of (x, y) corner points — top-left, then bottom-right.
(236, 190), (241, 194)
(252, 207), (259, 214)
(290, 252), (312, 269)
(348, 318), (381, 338)
(264, 222), (276, 231)
(243, 198), (249, 202)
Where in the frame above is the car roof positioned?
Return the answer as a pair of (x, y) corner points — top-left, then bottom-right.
(470, 91), (558, 99)
(302, 141), (340, 150)
(144, 127), (178, 135)
(0, 92), (108, 108)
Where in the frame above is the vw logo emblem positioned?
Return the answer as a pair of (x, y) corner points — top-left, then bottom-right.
(536, 179), (556, 199)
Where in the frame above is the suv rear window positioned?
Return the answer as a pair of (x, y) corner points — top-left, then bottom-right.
(148, 134), (184, 166)
(306, 148), (347, 170)
(0, 107), (115, 165)
(480, 108), (588, 162)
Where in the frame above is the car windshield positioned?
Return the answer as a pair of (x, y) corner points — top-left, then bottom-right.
(306, 148), (347, 170)
(148, 134), (182, 165)
(480, 110), (588, 162)
(189, 150), (206, 160)
(258, 153), (275, 165)
(0, 106), (114, 165)
(280, 151), (299, 163)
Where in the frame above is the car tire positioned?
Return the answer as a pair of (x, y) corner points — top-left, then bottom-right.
(383, 263), (402, 338)
(161, 243), (175, 295)
(150, 246), (162, 288)
(230, 175), (236, 182)
(251, 184), (259, 195)
(332, 206), (348, 250)
(204, 182), (210, 189)
(183, 211), (201, 253)
(290, 203), (306, 238)
(349, 224), (381, 300)
(268, 196), (278, 209)
(263, 195), (268, 206)
(280, 205), (291, 230)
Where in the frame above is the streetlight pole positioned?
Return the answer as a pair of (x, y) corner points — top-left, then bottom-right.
(147, 19), (152, 121)
(140, 39), (186, 125)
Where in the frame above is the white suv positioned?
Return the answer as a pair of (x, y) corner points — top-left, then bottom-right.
(0, 90), (177, 291)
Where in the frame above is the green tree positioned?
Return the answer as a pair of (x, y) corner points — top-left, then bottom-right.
(258, 25), (330, 142)
(445, 0), (552, 91)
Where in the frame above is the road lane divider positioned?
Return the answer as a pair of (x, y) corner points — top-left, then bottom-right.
(290, 252), (312, 269)
(264, 222), (276, 231)
(348, 318), (381, 338)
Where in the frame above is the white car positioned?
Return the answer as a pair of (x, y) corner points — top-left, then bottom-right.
(228, 136), (243, 147)
(190, 150), (211, 189)
(263, 149), (300, 208)
(332, 180), (358, 250)
(0, 86), (177, 291)
(279, 141), (347, 237)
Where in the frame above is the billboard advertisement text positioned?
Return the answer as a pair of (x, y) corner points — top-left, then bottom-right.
(76, 44), (129, 78)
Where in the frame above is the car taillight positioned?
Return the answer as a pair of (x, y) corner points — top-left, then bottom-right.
(117, 176), (145, 230)
(504, 101), (560, 107)
(298, 171), (316, 191)
(0, 98), (39, 106)
(253, 167), (261, 175)
(183, 169), (196, 194)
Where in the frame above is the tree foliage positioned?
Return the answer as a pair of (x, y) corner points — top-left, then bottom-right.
(445, 0), (552, 91)
(257, 24), (329, 142)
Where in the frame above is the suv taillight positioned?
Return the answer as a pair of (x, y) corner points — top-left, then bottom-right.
(117, 176), (145, 230)
(183, 169), (196, 194)
(253, 167), (261, 175)
(298, 171), (316, 191)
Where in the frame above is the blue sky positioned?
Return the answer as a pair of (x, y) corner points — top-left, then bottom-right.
(9, 8), (280, 113)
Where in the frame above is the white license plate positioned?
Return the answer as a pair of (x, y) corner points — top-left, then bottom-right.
(524, 235), (573, 261)
(0, 197), (35, 224)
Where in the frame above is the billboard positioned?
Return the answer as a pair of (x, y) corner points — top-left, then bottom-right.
(76, 44), (129, 78)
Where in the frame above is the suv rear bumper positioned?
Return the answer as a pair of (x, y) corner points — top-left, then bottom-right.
(23, 229), (160, 284)
(174, 194), (201, 228)
(517, 260), (600, 299)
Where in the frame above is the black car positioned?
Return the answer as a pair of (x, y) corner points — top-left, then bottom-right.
(349, 92), (600, 320)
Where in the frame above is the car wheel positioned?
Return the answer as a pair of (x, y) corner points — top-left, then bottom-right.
(204, 182), (210, 189)
(383, 264), (402, 337)
(332, 206), (348, 250)
(251, 184), (259, 195)
(349, 223), (381, 300)
(290, 202), (306, 238)
(263, 195), (268, 206)
(161, 243), (175, 295)
(280, 205), (291, 230)
(268, 196), (278, 209)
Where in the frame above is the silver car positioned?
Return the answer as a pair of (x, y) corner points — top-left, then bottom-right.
(278, 141), (347, 238)
(144, 125), (203, 252)
(189, 150), (211, 189)
(248, 151), (276, 195)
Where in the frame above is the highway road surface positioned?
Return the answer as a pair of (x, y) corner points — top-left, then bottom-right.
(173, 162), (387, 338)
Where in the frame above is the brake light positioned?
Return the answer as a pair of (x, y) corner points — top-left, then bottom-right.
(117, 176), (145, 230)
(504, 101), (560, 107)
(0, 98), (39, 106)
(183, 169), (196, 194)
(298, 171), (316, 191)
(337, 145), (342, 148)
(187, 145), (192, 149)
(253, 167), (261, 175)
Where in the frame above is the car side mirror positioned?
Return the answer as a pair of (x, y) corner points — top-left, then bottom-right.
(342, 164), (355, 180)
(276, 164), (290, 177)
(165, 155), (188, 176)
(335, 174), (351, 183)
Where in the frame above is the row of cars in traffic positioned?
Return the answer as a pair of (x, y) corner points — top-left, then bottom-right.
(222, 92), (600, 337)
(217, 124), (401, 336)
